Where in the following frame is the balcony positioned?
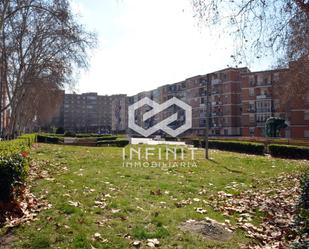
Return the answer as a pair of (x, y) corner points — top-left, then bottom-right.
(256, 121), (266, 127)
(256, 94), (271, 99)
(212, 112), (223, 116)
(211, 79), (222, 85)
(256, 109), (272, 113)
(212, 101), (222, 106)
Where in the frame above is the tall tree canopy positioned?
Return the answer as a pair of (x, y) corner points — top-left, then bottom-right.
(192, 0), (309, 63)
(0, 0), (96, 136)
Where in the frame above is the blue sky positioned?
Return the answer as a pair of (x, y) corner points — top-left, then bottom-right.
(71, 0), (272, 96)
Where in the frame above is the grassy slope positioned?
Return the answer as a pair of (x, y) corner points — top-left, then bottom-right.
(7, 144), (306, 249)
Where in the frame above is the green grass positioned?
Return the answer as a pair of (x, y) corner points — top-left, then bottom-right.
(2, 144), (306, 249)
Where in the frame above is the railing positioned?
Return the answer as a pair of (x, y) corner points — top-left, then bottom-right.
(211, 79), (222, 85)
(256, 94), (271, 99)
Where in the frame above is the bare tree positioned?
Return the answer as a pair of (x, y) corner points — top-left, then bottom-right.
(0, 0), (96, 137)
(192, 0), (309, 64)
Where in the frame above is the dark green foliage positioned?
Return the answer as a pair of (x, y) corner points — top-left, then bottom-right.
(0, 154), (28, 202)
(75, 133), (110, 138)
(289, 241), (309, 249)
(0, 136), (34, 203)
(64, 131), (76, 137)
(265, 117), (287, 137)
(96, 136), (117, 141)
(96, 140), (129, 147)
(268, 144), (309, 159)
(55, 127), (65, 134)
(194, 140), (265, 155)
(37, 135), (59, 144)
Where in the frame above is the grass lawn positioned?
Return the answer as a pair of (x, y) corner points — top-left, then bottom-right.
(1, 143), (306, 249)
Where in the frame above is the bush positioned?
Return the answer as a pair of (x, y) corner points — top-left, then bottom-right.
(18, 134), (37, 146)
(192, 140), (200, 148)
(96, 136), (117, 141)
(64, 131), (76, 137)
(0, 154), (28, 202)
(193, 140), (265, 155)
(0, 138), (32, 203)
(75, 134), (115, 138)
(97, 140), (129, 147)
(289, 241), (309, 249)
(37, 135), (59, 144)
(56, 127), (65, 134)
(268, 144), (309, 160)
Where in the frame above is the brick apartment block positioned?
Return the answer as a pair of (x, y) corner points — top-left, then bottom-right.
(128, 62), (308, 139)
(52, 62), (308, 139)
(60, 92), (127, 133)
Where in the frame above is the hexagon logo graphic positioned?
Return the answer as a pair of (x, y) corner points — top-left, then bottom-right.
(128, 97), (192, 137)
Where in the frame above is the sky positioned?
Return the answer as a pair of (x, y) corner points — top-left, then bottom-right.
(70, 0), (272, 96)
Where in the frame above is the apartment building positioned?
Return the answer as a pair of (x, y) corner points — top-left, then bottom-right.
(241, 69), (285, 137)
(208, 67), (250, 136)
(241, 62), (309, 139)
(127, 67), (249, 137)
(285, 62), (309, 139)
(51, 61), (308, 139)
(62, 93), (127, 133)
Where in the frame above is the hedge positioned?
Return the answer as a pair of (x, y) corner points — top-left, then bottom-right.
(193, 139), (265, 155)
(37, 134), (59, 144)
(268, 144), (309, 160)
(0, 135), (35, 203)
(97, 140), (129, 147)
(96, 136), (117, 141)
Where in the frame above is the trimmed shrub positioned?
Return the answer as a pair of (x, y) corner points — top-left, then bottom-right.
(195, 140), (265, 155)
(97, 140), (129, 147)
(268, 144), (309, 160)
(75, 134), (113, 138)
(0, 138), (32, 203)
(192, 140), (200, 148)
(64, 131), (76, 137)
(56, 127), (65, 134)
(96, 136), (117, 141)
(37, 135), (59, 144)
(0, 154), (28, 202)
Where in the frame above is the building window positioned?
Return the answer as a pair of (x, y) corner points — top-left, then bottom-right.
(249, 114), (255, 123)
(249, 75), (255, 86)
(304, 111), (309, 121)
(263, 77), (268, 85)
(305, 130), (309, 138)
(249, 101), (255, 112)
(249, 127), (255, 136)
(249, 88), (254, 96)
(274, 72), (280, 82)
